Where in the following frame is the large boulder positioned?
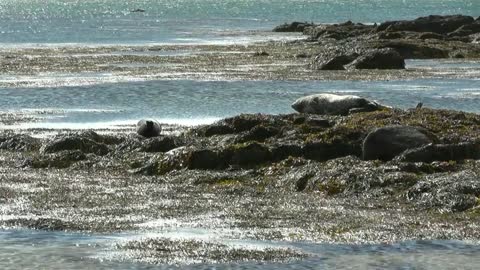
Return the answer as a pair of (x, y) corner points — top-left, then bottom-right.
(136, 119), (161, 138)
(345, 48), (405, 70)
(362, 125), (437, 161)
(291, 93), (384, 115)
(311, 53), (359, 70)
(377, 15), (475, 34)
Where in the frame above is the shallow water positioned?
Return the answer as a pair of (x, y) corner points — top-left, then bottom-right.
(1, 229), (480, 269)
(1, 77), (479, 130)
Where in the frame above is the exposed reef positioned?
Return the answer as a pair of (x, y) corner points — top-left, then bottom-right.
(276, 15), (480, 70)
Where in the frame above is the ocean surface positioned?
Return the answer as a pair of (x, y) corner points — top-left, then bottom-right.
(1, 0), (480, 268)
(0, 0), (478, 45)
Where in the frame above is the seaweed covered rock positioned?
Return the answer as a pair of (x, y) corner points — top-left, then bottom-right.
(140, 136), (178, 152)
(41, 132), (109, 156)
(25, 150), (87, 169)
(291, 93), (384, 115)
(377, 15), (475, 34)
(0, 134), (41, 152)
(362, 125), (437, 161)
(397, 142), (480, 162)
(273, 22), (315, 32)
(345, 48), (405, 70)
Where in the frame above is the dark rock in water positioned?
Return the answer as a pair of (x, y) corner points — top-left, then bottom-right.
(0, 134), (41, 152)
(41, 134), (109, 156)
(345, 48), (405, 70)
(377, 15), (475, 34)
(273, 22), (314, 32)
(140, 136), (177, 152)
(291, 93), (384, 115)
(362, 125), (437, 161)
(136, 119), (161, 138)
(397, 142), (480, 163)
(311, 53), (359, 70)
(131, 9), (145, 13)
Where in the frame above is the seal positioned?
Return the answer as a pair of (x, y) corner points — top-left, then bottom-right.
(291, 93), (384, 115)
(136, 119), (161, 138)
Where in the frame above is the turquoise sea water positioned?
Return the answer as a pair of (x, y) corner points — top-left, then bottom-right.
(0, 0), (478, 45)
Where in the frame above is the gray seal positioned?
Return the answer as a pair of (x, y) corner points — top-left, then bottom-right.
(291, 93), (384, 115)
(136, 119), (161, 138)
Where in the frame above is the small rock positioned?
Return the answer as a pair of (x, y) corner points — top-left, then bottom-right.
(396, 142), (480, 163)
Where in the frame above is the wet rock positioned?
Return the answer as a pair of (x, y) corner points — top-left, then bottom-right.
(302, 142), (360, 161)
(377, 41), (450, 59)
(397, 142), (480, 163)
(377, 31), (405, 39)
(140, 136), (177, 152)
(41, 134), (109, 156)
(197, 123), (234, 137)
(377, 15), (475, 34)
(270, 144), (303, 161)
(291, 93), (384, 115)
(407, 170), (480, 212)
(311, 52), (359, 70)
(222, 114), (266, 132)
(0, 134), (41, 152)
(363, 125), (437, 161)
(273, 21), (315, 32)
(345, 48), (405, 70)
(448, 21), (480, 37)
(136, 119), (161, 138)
(186, 149), (227, 170)
(306, 22), (374, 40)
(236, 125), (280, 143)
(229, 142), (271, 167)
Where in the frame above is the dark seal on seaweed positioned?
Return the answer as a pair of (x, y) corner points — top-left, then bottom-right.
(136, 119), (162, 138)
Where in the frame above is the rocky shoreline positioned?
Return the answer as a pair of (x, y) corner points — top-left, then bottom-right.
(275, 15), (480, 70)
(1, 14), (480, 265)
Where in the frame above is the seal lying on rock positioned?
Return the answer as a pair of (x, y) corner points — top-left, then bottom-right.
(136, 119), (161, 138)
(291, 93), (384, 115)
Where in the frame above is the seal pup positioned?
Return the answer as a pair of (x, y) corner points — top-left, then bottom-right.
(136, 119), (161, 138)
(291, 93), (385, 115)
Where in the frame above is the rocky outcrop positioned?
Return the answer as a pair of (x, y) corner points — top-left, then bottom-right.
(311, 52), (359, 70)
(376, 15), (475, 34)
(345, 48), (405, 69)
(41, 133), (109, 156)
(291, 93), (384, 115)
(0, 134), (41, 152)
(273, 22), (315, 32)
(397, 142), (480, 163)
(362, 125), (437, 161)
